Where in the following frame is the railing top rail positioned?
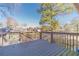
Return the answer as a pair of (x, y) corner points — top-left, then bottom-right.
(0, 31), (79, 35)
(41, 32), (79, 35)
(0, 31), (39, 35)
(9, 31), (37, 33)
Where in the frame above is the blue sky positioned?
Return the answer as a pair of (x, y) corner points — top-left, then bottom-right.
(55, 10), (79, 25)
(0, 3), (79, 27)
(13, 3), (41, 27)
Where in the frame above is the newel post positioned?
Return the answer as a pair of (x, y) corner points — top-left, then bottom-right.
(51, 32), (53, 43)
(40, 32), (42, 39)
(19, 32), (21, 42)
(38, 29), (42, 40)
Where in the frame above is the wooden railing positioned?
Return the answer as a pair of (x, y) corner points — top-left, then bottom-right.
(0, 31), (79, 53)
(40, 32), (79, 52)
(0, 31), (40, 46)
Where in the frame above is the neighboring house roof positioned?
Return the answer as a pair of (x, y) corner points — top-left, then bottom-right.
(0, 27), (10, 34)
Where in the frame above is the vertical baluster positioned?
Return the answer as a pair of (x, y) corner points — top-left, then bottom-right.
(77, 34), (79, 49)
(76, 33), (78, 53)
(56, 34), (58, 44)
(60, 33), (62, 46)
(58, 34), (60, 45)
(65, 34), (67, 48)
(73, 35), (74, 51)
(70, 34), (71, 51)
(67, 34), (68, 48)
(63, 34), (66, 47)
(19, 32), (21, 42)
(2, 33), (6, 46)
(58, 33), (60, 45)
(35, 32), (36, 39)
(60, 33), (61, 46)
(62, 34), (64, 47)
(2, 34), (3, 46)
(57, 34), (58, 45)
(9, 32), (10, 40)
(60, 34), (63, 46)
(64, 34), (66, 47)
(66, 34), (67, 48)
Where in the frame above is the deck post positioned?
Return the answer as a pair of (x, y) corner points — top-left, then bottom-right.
(19, 32), (20, 41)
(19, 32), (22, 42)
(2, 34), (3, 46)
(7, 32), (10, 41)
(51, 32), (53, 43)
(40, 32), (42, 39)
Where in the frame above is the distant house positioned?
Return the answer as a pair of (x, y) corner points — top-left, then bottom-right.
(0, 27), (10, 34)
(27, 27), (34, 32)
(6, 17), (18, 30)
(63, 18), (79, 33)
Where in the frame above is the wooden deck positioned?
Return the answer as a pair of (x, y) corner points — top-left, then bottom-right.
(0, 40), (77, 56)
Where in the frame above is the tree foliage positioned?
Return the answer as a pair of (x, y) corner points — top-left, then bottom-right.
(39, 3), (73, 31)
(63, 17), (79, 32)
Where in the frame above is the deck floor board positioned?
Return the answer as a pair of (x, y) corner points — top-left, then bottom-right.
(0, 40), (77, 56)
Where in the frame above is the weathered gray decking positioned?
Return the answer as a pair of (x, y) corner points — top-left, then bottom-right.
(0, 40), (77, 56)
